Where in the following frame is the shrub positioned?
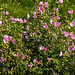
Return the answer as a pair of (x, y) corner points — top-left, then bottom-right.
(0, 0), (75, 75)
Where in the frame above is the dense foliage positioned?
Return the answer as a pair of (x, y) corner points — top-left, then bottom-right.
(0, 0), (75, 75)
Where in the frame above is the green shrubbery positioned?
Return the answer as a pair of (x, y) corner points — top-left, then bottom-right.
(0, 0), (75, 75)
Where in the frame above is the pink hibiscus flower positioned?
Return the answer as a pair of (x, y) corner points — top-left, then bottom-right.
(47, 57), (51, 61)
(70, 32), (75, 39)
(53, 22), (61, 27)
(33, 59), (39, 64)
(54, 8), (58, 11)
(70, 22), (75, 27)
(68, 46), (74, 52)
(43, 23), (48, 29)
(59, 0), (63, 4)
(39, 6), (45, 13)
(44, 2), (48, 7)
(28, 64), (33, 68)
(68, 10), (73, 14)
(64, 31), (68, 37)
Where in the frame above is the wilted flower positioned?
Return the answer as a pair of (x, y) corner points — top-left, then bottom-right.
(70, 62), (74, 66)
(68, 10), (73, 14)
(28, 64), (33, 68)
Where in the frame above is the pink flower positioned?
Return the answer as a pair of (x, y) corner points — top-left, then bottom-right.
(24, 19), (27, 23)
(64, 31), (68, 37)
(26, 26), (29, 30)
(3, 35), (9, 43)
(33, 59), (39, 64)
(8, 36), (12, 41)
(44, 48), (47, 51)
(39, 46), (44, 50)
(56, 16), (60, 20)
(43, 23), (48, 29)
(38, 1), (43, 6)
(0, 57), (4, 63)
(54, 8), (58, 11)
(59, 0), (63, 4)
(13, 39), (16, 44)
(33, 12), (37, 18)
(68, 10), (73, 14)
(70, 22), (75, 27)
(70, 32), (75, 39)
(25, 34), (29, 39)
(6, 11), (9, 15)
(0, 21), (2, 25)
(10, 16), (14, 20)
(47, 9), (49, 12)
(72, 42), (74, 46)
(22, 55), (26, 59)
(39, 6), (45, 13)
(53, 22), (61, 27)
(3, 11), (5, 15)
(68, 46), (74, 52)
(50, 19), (53, 24)
(19, 18), (23, 23)
(28, 64), (33, 68)
(15, 18), (20, 21)
(44, 2), (48, 7)
(47, 58), (51, 61)
(27, 14), (30, 19)
(59, 51), (62, 57)
(14, 53), (19, 57)
(51, 13), (55, 15)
